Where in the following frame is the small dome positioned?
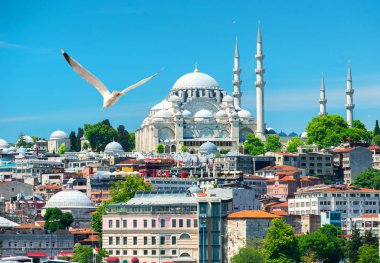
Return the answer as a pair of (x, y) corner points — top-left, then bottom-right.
(44, 190), (94, 209)
(168, 95), (181, 103)
(301, 131), (308, 139)
(188, 186), (202, 194)
(50, 130), (68, 140)
(288, 132), (298, 137)
(154, 109), (171, 118)
(200, 141), (217, 153)
(142, 117), (150, 125)
(230, 111), (238, 118)
(215, 110), (228, 119)
(19, 135), (34, 144)
(194, 109), (213, 119)
(222, 95), (233, 102)
(278, 131), (287, 137)
(266, 127), (277, 135)
(182, 110), (192, 118)
(172, 71), (220, 90)
(105, 141), (124, 153)
(0, 139), (9, 148)
(238, 109), (252, 119)
(151, 100), (166, 110)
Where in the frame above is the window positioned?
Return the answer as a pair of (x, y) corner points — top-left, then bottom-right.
(144, 219), (148, 228)
(160, 236), (165, 245)
(186, 219), (191, 228)
(143, 250), (148, 255)
(133, 250), (137, 255)
(179, 233), (191, 240)
(179, 219), (183, 228)
(116, 237), (120, 245)
(108, 220), (113, 228)
(123, 250), (127, 255)
(172, 236), (176, 245)
(152, 219), (156, 228)
(144, 237), (148, 245)
(172, 250), (177, 255)
(152, 236), (156, 245)
(194, 219), (198, 228)
(116, 250), (120, 255)
(133, 237), (137, 245)
(152, 250), (157, 255)
(116, 220), (120, 228)
(123, 237), (127, 245)
(172, 219), (177, 228)
(160, 219), (165, 228)
(123, 220), (127, 228)
(109, 250), (113, 255)
(109, 237), (113, 245)
(133, 220), (137, 228)
(160, 250), (165, 255)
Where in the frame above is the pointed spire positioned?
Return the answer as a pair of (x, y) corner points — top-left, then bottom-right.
(194, 62), (199, 73)
(347, 63), (352, 81)
(234, 37), (239, 58)
(320, 75), (325, 91)
(257, 21), (262, 43)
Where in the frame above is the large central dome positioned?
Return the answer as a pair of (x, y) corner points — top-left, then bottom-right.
(45, 190), (94, 209)
(172, 71), (220, 90)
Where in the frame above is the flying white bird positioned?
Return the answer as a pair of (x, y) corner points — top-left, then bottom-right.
(61, 49), (160, 109)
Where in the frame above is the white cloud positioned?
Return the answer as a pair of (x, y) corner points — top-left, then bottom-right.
(0, 40), (23, 49)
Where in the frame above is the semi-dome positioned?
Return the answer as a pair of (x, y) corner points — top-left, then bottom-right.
(288, 132), (298, 137)
(238, 109), (252, 119)
(215, 110), (228, 119)
(172, 71), (220, 90)
(194, 109), (213, 119)
(154, 109), (171, 118)
(182, 110), (192, 118)
(105, 141), (124, 153)
(199, 141), (217, 153)
(44, 190), (94, 209)
(50, 130), (68, 140)
(222, 95), (233, 102)
(168, 95), (181, 103)
(0, 139), (9, 148)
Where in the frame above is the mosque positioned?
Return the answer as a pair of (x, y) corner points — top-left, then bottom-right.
(135, 25), (266, 154)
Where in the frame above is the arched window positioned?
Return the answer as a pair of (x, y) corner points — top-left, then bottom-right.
(179, 233), (191, 240)
(180, 252), (191, 257)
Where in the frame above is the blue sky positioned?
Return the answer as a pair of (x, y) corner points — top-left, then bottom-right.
(1, 0), (380, 142)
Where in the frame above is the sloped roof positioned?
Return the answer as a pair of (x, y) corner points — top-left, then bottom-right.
(0, 216), (19, 228)
(226, 210), (281, 219)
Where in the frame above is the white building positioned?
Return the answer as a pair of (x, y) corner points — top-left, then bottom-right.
(48, 130), (70, 153)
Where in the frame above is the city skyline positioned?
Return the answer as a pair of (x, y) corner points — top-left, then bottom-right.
(1, 0), (380, 142)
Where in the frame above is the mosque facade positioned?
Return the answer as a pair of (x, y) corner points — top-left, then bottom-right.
(135, 28), (264, 153)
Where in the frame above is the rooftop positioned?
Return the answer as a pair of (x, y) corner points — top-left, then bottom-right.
(226, 210), (281, 219)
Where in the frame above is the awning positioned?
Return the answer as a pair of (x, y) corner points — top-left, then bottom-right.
(107, 257), (120, 263)
(27, 252), (47, 257)
(58, 251), (73, 257)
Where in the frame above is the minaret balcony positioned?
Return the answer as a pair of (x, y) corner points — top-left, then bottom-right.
(346, 90), (354, 95)
(232, 80), (242, 85)
(255, 80), (266, 87)
(233, 91), (242, 97)
(233, 68), (241, 74)
(345, 104), (355, 109)
(255, 54), (264, 60)
(255, 68), (265, 74)
(319, 99), (327, 103)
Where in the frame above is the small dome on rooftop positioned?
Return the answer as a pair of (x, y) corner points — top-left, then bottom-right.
(222, 95), (233, 102)
(199, 141), (217, 153)
(45, 190), (94, 209)
(238, 109), (252, 119)
(194, 109), (213, 119)
(105, 141), (124, 153)
(50, 130), (68, 140)
(215, 110), (228, 119)
(182, 110), (192, 118)
(0, 139), (9, 148)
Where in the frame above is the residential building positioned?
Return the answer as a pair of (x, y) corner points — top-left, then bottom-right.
(0, 181), (33, 201)
(214, 154), (275, 175)
(255, 165), (304, 179)
(265, 152), (300, 167)
(242, 175), (268, 196)
(321, 211), (342, 229)
(368, 146), (380, 170)
(34, 184), (62, 199)
(206, 187), (258, 211)
(146, 177), (196, 192)
(266, 172), (299, 201)
(298, 152), (334, 177)
(12, 159), (64, 184)
(351, 214), (379, 236)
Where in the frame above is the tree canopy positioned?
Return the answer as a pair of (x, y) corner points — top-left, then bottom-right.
(69, 131), (77, 152)
(157, 144), (164, 153)
(16, 134), (34, 148)
(84, 119), (118, 151)
(265, 135), (282, 152)
(117, 125), (133, 152)
(286, 136), (304, 153)
(44, 208), (73, 232)
(373, 120), (380, 136)
(71, 244), (107, 263)
(58, 143), (66, 154)
(231, 247), (265, 263)
(357, 244), (380, 263)
(243, 133), (265, 155)
(353, 169), (380, 190)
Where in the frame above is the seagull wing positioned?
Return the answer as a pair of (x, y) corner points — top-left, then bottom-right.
(61, 49), (111, 98)
(121, 72), (160, 94)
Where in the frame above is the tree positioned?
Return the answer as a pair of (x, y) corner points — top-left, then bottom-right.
(265, 135), (282, 152)
(354, 120), (367, 131)
(44, 208), (73, 232)
(346, 227), (362, 263)
(286, 137), (304, 153)
(71, 244), (107, 263)
(263, 218), (298, 263)
(91, 176), (153, 232)
(58, 143), (66, 154)
(362, 229), (378, 249)
(357, 244), (380, 263)
(128, 132), (135, 151)
(69, 131), (77, 152)
(243, 133), (265, 155)
(157, 144), (164, 153)
(82, 142), (90, 150)
(374, 120), (380, 136)
(117, 125), (130, 151)
(372, 135), (380, 146)
(231, 247), (265, 263)
(16, 133), (34, 148)
(353, 169), (380, 190)
(306, 114), (349, 148)
(76, 128), (84, 152)
(181, 145), (188, 152)
(345, 127), (372, 143)
(84, 119), (118, 151)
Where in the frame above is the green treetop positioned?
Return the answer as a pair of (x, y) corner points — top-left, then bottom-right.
(44, 208), (73, 232)
(373, 120), (380, 136)
(58, 143), (66, 154)
(243, 133), (265, 155)
(286, 137), (304, 153)
(353, 169), (380, 190)
(265, 135), (282, 152)
(84, 119), (118, 151)
(157, 144), (164, 153)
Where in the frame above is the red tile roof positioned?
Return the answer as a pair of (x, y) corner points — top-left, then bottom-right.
(16, 223), (42, 229)
(333, 147), (357, 153)
(226, 210), (281, 219)
(259, 165), (301, 171)
(272, 210), (288, 216)
(356, 214), (379, 219)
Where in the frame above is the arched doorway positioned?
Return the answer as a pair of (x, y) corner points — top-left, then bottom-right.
(171, 145), (176, 153)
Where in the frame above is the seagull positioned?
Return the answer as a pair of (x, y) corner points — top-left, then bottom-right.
(61, 49), (160, 109)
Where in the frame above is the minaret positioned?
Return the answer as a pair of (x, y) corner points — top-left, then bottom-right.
(319, 75), (327, 116)
(255, 23), (266, 140)
(232, 38), (242, 109)
(345, 64), (354, 127)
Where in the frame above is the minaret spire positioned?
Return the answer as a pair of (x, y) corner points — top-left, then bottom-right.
(255, 22), (266, 140)
(232, 37), (242, 109)
(345, 63), (354, 127)
(319, 74), (327, 116)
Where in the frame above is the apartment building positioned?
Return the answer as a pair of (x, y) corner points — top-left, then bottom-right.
(299, 152), (334, 177)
